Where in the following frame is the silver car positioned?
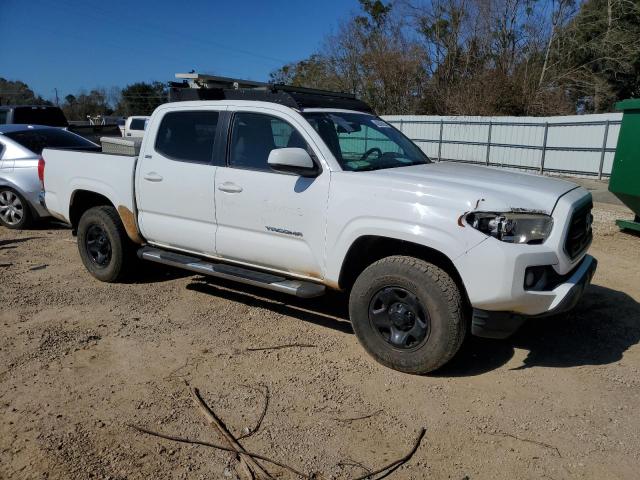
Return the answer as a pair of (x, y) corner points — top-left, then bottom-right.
(0, 125), (99, 229)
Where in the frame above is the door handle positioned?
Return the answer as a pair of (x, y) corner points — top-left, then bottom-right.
(143, 172), (163, 182)
(218, 182), (243, 193)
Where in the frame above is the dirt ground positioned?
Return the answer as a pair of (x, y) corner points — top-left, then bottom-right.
(1, 201), (639, 480)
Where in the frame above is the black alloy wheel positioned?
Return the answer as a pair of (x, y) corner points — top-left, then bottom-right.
(369, 286), (430, 350)
(85, 223), (113, 267)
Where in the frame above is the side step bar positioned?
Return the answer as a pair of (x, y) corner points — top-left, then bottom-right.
(138, 246), (326, 298)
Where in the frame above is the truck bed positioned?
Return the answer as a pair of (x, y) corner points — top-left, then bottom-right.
(68, 124), (122, 144)
(42, 149), (137, 226)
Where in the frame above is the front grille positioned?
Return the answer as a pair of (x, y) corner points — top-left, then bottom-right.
(564, 200), (593, 259)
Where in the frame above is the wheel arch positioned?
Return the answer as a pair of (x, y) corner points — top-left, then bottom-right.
(337, 235), (470, 306)
(0, 178), (31, 203)
(69, 189), (143, 244)
(69, 190), (114, 229)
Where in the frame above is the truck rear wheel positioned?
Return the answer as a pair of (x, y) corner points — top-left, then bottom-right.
(77, 206), (131, 282)
(349, 256), (466, 374)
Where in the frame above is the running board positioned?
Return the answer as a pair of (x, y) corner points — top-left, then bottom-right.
(138, 246), (326, 298)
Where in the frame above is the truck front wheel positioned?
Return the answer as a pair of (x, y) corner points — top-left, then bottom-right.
(349, 256), (466, 374)
(77, 206), (131, 282)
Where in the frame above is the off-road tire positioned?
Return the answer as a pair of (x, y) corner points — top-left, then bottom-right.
(349, 255), (467, 374)
(77, 206), (131, 282)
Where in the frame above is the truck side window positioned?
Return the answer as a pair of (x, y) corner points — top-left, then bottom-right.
(228, 112), (307, 171)
(155, 111), (219, 163)
(0, 110), (7, 124)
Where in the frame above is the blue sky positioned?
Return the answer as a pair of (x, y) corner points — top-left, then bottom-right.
(0, 0), (360, 101)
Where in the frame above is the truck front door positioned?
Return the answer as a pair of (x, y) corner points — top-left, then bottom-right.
(214, 109), (329, 279)
(136, 107), (226, 255)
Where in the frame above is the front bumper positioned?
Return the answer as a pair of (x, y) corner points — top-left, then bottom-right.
(454, 187), (594, 315)
(471, 255), (597, 339)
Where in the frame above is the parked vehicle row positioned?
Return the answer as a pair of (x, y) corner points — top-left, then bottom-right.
(35, 81), (597, 374)
(0, 125), (99, 229)
(0, 105), (123, 144)
(0, 105), (148, 143)
(0, 105), (147, 230)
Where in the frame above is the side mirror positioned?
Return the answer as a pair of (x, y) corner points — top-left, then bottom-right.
(268, 148), (319, 177)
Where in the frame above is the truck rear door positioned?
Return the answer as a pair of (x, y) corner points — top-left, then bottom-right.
(136, 107), (227, 255)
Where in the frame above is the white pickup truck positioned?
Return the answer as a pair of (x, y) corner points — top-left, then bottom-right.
(41, 85), (596, 374)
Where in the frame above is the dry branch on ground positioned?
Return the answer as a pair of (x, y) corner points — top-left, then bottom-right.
(131, 383), (427, 479)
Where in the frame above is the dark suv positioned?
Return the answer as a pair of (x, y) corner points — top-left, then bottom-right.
(0, 105), (122, 143)
(0, 105), (69, 127)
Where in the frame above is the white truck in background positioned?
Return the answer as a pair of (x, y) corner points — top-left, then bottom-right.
(123, 116), (149, 138)
(41, 81), (596, 374)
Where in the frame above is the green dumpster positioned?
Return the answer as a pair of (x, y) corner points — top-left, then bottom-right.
(609, 98), (640, 232)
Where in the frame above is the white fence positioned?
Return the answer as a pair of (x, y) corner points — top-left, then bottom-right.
(381, 113), (622, 178)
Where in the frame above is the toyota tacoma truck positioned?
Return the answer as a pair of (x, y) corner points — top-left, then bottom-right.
(41, 82), (597, 374)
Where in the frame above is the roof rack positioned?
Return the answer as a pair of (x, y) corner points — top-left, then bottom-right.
(175, 72), (269, 90)
(169, 73), (374, 114)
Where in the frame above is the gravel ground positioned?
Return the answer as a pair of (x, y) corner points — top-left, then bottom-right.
(1, 201), (639, 480)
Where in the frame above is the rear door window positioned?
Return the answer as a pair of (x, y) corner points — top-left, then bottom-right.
(0, 110), (8, 124)
(3, 129), (99, 155)
(154, 111), (219, 163)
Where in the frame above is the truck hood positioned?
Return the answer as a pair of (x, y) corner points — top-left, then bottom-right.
(366, 162), (578, 214)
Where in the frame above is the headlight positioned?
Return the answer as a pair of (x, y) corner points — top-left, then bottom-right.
(466, 212), (553, 244)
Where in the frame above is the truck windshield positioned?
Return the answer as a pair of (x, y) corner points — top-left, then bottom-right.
(302, 112), (429, 171)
